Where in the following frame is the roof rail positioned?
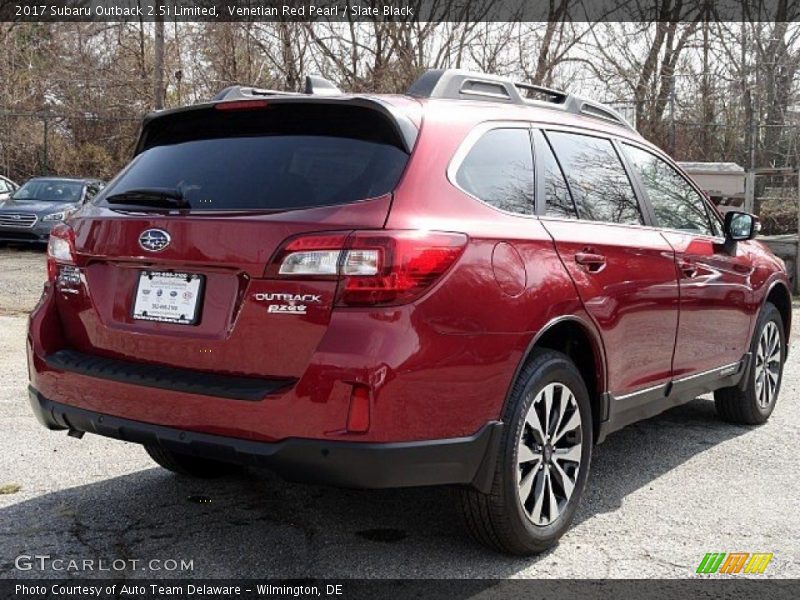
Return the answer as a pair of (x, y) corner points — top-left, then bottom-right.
(211, 75), (342, 102)
(406, 69), (635, 131)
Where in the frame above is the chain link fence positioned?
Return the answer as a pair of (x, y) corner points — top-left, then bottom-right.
(749, 168), (800, 292)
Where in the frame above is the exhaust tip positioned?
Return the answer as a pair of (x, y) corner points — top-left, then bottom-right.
(67, 429), (85, 440)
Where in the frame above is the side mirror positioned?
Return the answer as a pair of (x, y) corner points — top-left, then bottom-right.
(724, 211), (758, 242)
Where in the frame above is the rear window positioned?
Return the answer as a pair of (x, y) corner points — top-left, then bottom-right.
(99, 104), (410, 211)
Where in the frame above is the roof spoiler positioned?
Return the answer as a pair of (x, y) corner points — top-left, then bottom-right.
(134, 97), (418, 156)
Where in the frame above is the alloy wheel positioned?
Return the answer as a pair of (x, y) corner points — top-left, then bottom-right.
(755, 321), (781, 409)
(517, 382), (583, 526)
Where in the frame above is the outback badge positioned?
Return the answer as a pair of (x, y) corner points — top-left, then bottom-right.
(253, 292), (321, 315)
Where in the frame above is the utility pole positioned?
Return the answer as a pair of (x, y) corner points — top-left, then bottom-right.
(41, 108), (49, 175)
(796, 167), (800, 294)
(153, 5), (165, 110)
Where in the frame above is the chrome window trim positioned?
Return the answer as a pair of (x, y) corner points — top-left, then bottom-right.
(538, 213), (655, 233)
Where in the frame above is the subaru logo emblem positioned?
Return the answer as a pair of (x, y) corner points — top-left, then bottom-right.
(138, 229), (171, 252)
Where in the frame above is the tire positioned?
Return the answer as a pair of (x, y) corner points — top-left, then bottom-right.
(145, 445), (233, 478)
(714, 302), (785, 425)
(455, 349), (593, 555)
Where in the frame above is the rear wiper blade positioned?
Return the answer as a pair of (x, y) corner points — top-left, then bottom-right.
(105, 187), (190, 208)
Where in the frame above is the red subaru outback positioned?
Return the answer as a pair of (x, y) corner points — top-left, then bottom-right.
(28, 70), (791, 554)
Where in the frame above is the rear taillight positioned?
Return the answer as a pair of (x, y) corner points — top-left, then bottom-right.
(46, 224), (76, 282)
(273, 233), (349, 277)
(269, 230), (467, 307)
(339, 231), (467, 306)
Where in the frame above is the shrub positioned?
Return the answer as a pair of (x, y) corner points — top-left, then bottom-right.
(759, 201), (798, 236)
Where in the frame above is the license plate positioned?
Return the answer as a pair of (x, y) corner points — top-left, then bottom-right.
(132, 271), (204, 325)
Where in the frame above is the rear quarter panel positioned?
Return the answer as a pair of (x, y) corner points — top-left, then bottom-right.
(385, 104), (604, 421)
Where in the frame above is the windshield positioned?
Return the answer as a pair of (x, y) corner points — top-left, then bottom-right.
(12, 180), (84, 202)
(99, 104), (409, 211)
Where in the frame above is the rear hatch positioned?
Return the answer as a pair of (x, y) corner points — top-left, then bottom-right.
(54, 99), (414, 380)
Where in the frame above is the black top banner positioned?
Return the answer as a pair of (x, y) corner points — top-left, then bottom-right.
(1, 0), (799, 23)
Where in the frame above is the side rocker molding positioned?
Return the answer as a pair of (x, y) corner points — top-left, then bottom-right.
(599, 354), (752, 441)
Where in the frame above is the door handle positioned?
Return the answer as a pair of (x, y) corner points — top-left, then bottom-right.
(678, 259), (698, 279)
(575, 251), (606, 272)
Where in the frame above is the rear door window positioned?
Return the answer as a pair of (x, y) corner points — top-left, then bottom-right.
(547, 131), (643, 225)
(455, 128), (534, 215)
(98, 104), (409, 211)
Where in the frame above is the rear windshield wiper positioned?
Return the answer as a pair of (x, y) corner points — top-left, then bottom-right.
(105, 187), (190, 209)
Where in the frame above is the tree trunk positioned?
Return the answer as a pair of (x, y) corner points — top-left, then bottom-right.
(153, 8), (165, 110)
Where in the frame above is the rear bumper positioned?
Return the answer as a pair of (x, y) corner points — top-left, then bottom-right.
(28, 279), (522, 443)
(29, 387), (503, 492)
(45, 348), (294, 402)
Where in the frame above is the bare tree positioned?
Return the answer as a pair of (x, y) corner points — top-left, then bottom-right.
(0, 14), (797, 185)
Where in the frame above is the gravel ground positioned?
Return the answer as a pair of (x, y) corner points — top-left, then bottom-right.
(0, 245), (47, 317)
(0, 245), (798, 579)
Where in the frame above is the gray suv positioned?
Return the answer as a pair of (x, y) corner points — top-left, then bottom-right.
(0, 177), (103, 244)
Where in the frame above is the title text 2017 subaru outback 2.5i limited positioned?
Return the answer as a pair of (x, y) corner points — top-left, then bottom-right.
(28, 70), (791, 554)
